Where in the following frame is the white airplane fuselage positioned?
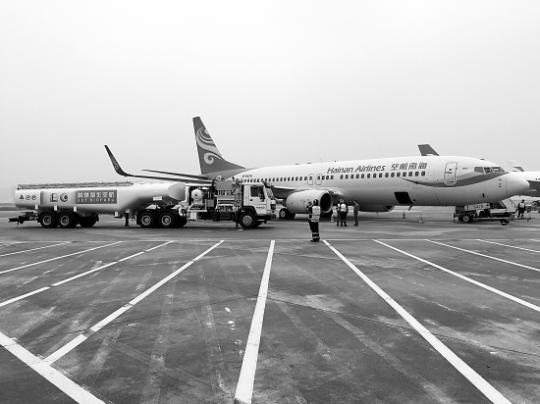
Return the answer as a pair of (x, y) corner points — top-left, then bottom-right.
(232, 155), (529, 209)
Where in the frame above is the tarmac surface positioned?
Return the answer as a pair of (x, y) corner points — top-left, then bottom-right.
(1, 207), (540, 403)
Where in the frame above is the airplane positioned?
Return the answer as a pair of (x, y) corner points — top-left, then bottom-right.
(105, 120), (530, 220)
(418, 144), (540, 198)
(188, 118), (532, 218)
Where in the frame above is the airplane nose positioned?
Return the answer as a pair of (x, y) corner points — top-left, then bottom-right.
(505, 173), (530, 196)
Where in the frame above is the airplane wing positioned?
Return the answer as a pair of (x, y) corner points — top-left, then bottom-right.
(142, 169), (209, 181)
(105, 146), (211, 184)
(418, 144), (440, 156)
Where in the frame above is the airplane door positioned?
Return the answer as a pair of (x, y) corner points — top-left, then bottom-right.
(316, 174), (323, 185)
(444, 162), (458, 186)
(307, 174), (314, 185)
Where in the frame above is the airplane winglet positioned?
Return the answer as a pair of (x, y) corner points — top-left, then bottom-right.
(418, 144), (439, 156)
(105, 145), (130, 177)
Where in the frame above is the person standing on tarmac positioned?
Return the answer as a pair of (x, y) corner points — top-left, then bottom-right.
(339, 199), (348, 227)
(307, 199), (321, 242)
(353, 200), (359, 226)
(517, 199), (526, 219)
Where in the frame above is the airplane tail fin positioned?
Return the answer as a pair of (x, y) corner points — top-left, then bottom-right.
(193, 117), (245, 175)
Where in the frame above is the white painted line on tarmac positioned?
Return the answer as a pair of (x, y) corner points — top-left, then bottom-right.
(0, 241), (173, 307)
(0, 241), (122, 275)
(234, 240), (275, 404)
(0, 242), (70, 257)
(51, 263), (117, 287)
(44, 334), (89, 364)
(117, 251), (145, 262)
(0, 331), (104, 403)
(0, 241), (22, 248)
(145, 241), (173, 251)
(477, 239), (540, 254)
(375, 240), (540, 314)
(325, 240), (511, 404)
(0, 287), (50, 308)
(45, 240), (224, 364)
(428, 240), (540, 273)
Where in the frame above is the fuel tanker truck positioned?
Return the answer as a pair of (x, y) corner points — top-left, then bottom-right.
(9, 179), (275, 229)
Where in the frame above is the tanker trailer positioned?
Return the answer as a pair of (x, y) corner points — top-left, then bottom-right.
(10, 181), (186, 228)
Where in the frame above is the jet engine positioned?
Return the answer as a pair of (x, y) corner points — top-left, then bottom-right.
(358, 205), (394, 212)
(285, 190), (333, 214)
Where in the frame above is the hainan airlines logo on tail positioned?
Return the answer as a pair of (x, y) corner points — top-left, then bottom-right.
(196, 127), (223, 165)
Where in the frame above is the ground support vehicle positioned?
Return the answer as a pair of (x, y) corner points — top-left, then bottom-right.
(10, 179), (275, 229)
(179, 179), (276, 229)
(10, 181), (186, 229)
(454, 199), (515, 225)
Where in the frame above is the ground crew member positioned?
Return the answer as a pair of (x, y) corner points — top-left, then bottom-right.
(307, 199), (321, 242)
(517, 199), (526, 219)
(339, 199), (348, 227)
(353, 200), (359, 226)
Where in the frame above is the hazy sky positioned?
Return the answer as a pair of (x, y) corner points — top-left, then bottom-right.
(1, 1), (539, 201)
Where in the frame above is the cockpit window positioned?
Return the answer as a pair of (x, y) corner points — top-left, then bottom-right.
(476, 166), (506, 175)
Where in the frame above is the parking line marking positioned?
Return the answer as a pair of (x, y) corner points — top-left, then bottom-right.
(477, 239), (540, 254)
(375, 240), (540, 314)
(0, 331), (104, 403)
(0, 287), (50, 308)
(0, 241), (122, 275)
(234, 240), (275, 404)
(325, 241), (511, 404)
(0, 242), (70, 257)
(0, 241), (173, 308)
(45, 241), (224, 364)
(428, 240), (540, 273)
(145, 241), (173, 252)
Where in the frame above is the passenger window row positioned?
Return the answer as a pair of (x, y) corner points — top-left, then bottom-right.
(238, 171), (426, 183)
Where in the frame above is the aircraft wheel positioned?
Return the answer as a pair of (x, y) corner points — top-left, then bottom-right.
(158, 211), (176, 228)
(240, 212), (256, 229)
(39, 211), (57, 228)
(139, 211), (156, 228)
(58, 212), (77, 228)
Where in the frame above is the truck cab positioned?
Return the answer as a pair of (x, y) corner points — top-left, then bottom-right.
(182, 180), (276, 228)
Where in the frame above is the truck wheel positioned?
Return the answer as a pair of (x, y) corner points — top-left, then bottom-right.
(39, 212), (57, 228)
(240, 212), (256, 229)
(158, 211), (176, 228)
(279, 208), (289, 220)
(58, 212), (77, 228)
(79, 215), (98, 228)
(461, 214), (472, 223)
(139, 211), (156, 228)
